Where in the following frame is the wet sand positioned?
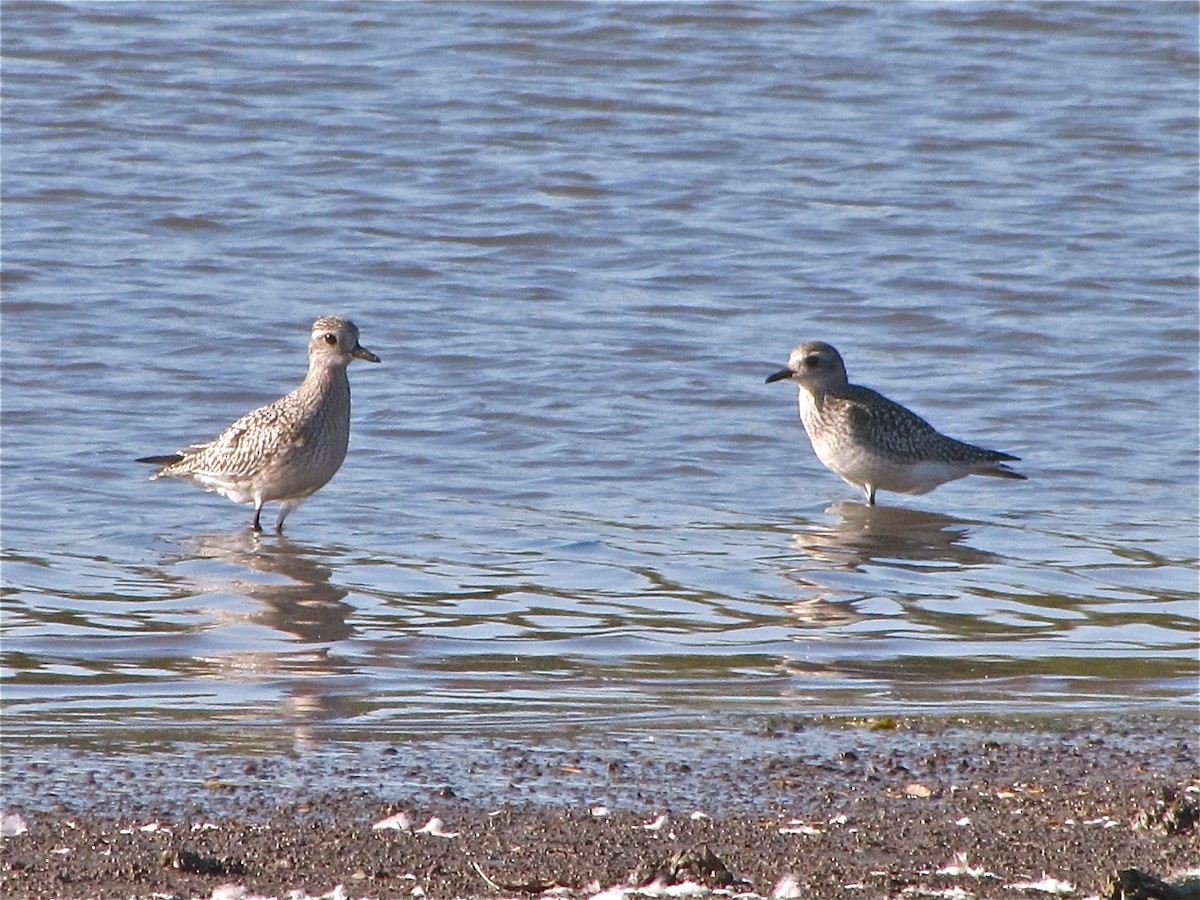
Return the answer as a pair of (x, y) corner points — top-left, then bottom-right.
(2, 716), (1197, 899)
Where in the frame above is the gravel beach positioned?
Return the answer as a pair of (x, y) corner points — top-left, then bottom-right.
(2, 716), (1197, 900)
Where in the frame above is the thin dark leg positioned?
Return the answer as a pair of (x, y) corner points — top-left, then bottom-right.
(866, 486), (877, 506)
(251, 506), (263, 532)
(275, 501), (296, 533)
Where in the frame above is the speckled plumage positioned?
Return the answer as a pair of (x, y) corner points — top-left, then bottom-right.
(767, 341), (1024, 505)
(138, 316), (380, 531)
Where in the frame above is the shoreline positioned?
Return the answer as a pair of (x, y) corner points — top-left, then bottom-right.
(2, 716), (1197, 899)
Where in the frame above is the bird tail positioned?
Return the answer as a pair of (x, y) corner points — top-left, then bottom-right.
(975, 463), (1026, 481)
(136, 454), (185, 478)
(136, 454), (184, 466)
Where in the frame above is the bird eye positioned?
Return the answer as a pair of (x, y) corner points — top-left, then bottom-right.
(323, 333), (338, 345)
(803, 354), (820, 369)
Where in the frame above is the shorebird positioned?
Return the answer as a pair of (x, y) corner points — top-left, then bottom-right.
(766, 341), (1024, 505)
(137, 316), (380, 531)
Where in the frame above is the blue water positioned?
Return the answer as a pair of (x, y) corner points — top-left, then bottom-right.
(2, 2), (1197, 747)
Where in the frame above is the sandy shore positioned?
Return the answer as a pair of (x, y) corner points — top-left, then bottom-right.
(1, 716), (1197, 899)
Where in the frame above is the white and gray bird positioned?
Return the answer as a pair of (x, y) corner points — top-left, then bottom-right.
(138, 316), (380, 532)
(766, 341), (1024, 505)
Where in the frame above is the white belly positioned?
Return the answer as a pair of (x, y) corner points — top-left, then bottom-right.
(820, 448), (970, 496)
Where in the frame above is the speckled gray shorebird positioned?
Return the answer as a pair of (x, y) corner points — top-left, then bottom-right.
(766, 341), (1024, 505)
(137, 316), (380, 532)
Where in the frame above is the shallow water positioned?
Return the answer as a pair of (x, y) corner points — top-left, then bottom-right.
(2, 2), (1197, 748)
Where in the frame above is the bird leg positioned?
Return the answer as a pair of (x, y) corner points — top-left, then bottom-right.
(275, 500), (296, 533)
(251, 504), (264, 532)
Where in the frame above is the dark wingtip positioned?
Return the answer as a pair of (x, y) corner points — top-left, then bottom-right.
(136, 454), (183, 466)
(984, 463), (1027, 481)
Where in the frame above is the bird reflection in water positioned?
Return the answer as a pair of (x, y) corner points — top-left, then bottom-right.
(781, 502), (1002, 631)
(790, 501), (1002, 571)
(166, 532), (362, 739)
(187, 531), (355, 644)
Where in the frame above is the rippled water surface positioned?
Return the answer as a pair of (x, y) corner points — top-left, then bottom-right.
(2, 3), (1197, 746)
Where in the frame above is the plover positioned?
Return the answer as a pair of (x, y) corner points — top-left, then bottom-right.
(766, 341), (1024, 505)
(138, 316), (380, 531)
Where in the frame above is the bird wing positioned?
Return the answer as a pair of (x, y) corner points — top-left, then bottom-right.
(177, 395), (307, 477)
(842, 386), (1019, 466)
(839, 387), (944, 462)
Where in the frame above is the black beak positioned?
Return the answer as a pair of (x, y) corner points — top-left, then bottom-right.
(765, 368), (792, 384)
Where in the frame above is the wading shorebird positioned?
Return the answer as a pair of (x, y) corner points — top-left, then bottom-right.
(766, 341), (1024, 505)
(138, 316), (380, 531)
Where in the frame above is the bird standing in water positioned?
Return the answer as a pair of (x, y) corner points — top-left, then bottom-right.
(138, 316), (380, 531)
(766, 341), (1024, 505)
